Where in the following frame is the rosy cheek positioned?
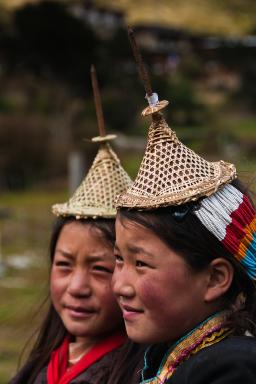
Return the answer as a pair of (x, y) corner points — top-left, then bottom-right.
(50, 269), (65, 306)
(139, 279), (163, 309)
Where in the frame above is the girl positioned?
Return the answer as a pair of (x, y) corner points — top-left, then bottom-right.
(11, 120), (143, 383)
(113, 96), (256, 383)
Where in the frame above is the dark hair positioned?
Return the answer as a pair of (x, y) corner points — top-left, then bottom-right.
(106, 339), (145, 384)
(12, 216), (117, 383)
(117, 179), (256, 336)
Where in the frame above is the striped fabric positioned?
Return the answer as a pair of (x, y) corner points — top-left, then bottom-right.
(194, 184), (256, 280)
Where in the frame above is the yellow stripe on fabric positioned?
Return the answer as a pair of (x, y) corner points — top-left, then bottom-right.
(144, 313), (230, 384)
(236, 217), (256, 262)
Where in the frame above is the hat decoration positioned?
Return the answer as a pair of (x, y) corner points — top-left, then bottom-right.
(116, 28), (256, 281)
(195, 184), (256, 280)
(52, 65), (131, 219)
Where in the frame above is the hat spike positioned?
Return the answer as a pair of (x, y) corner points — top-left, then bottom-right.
(127, 26), (152, 97)
(127, 27), (169, 116)
(91, 64), (106, 137)
(90, 64), (116, 143)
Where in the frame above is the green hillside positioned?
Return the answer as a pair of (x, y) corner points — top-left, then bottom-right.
(95, 0), (256, 36)
(1, 0), (256, 36)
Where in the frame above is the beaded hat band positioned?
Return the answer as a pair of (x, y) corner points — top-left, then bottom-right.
(194, 184), (256, 280)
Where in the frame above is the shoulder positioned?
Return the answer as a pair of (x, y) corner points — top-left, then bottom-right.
(170, 336), (256, 384)
(10, 362), (47, 384)
(196, 334), (256, 356)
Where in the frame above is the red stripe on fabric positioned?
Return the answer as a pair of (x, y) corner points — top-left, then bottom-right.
(47, 332), (126, 384)
(47, 337), (69, 384)
(222, 195), (255, 256)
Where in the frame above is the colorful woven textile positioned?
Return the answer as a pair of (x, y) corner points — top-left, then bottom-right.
(141, 312), (231, 384)
(195, 184), (256, 280)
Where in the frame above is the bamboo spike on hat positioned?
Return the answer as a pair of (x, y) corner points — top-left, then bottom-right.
(116, 28), (236, 209)
(52, 66), (132, 219)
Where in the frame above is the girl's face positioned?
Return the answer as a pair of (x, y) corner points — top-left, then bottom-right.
(51, 221), (123, 343)
(113, 217), (214, 344)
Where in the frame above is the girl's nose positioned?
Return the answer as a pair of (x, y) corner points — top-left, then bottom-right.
(67, 269), (92, 297)
(112, 266), (135, 299)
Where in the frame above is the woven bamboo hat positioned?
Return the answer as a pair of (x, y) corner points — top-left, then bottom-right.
(52, 66), (132, 219)
(116, 29), (236, 209)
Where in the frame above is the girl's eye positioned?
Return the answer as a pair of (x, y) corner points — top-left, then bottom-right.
(136, 260), (148, 268)
(93, 265), (113, 273)
(55, 261), (71, 268)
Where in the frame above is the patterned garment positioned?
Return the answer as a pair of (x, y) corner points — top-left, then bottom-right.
(141, 312), (231, 384)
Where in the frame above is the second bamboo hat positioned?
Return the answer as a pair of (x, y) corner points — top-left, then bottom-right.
(53, 140), (131, 218)
(53, 66), (131, 219)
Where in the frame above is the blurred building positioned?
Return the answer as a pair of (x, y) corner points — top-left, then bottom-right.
(69, 0), (124, 38)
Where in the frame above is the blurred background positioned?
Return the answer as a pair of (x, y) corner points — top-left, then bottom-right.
(0, 0), (256, 382)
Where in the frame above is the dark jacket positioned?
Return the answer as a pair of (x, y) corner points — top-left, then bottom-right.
(11, 349), (119, 384)
(142, 336), (256, 384)
(11, 342), (143, 384)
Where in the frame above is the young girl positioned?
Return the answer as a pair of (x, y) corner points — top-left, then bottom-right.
(11, 66), (144, 383)
(12, 216), (124, 384)
(113, 95), (256, 383)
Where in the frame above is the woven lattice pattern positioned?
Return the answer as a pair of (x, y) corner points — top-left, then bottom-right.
(117, 114), (236, 208)
(53, 143), (131, 218)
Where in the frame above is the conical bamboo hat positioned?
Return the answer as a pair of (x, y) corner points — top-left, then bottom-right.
(53, 139), (132, 218)
(116, 108), (236, 209)
(117, 28), (236, 209)
(52, 65), (131, 219)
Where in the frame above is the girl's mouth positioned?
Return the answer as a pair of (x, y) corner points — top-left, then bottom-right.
(121, 304), (143, 321)
(64, 304), (97, 319)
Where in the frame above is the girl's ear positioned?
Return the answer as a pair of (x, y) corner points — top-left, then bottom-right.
(204, 258), (234, 302)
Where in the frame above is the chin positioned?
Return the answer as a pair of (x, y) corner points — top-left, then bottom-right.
(63, 320), (91, 337)
(67, 326), (90, 337)
(126, 329), (150, 343)
(126, 327), (168, 344)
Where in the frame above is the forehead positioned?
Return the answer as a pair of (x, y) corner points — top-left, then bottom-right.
(115, 216), (193, 278)
(115, 215), (150, 241)
(115, 216), (169, 254)
(56, 221), (112, 254)
(59, 221), (102, 239)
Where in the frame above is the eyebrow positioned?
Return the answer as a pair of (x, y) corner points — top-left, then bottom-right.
(85, 255), (107, 263)
(55, 249), (108, 263)
(55, 249), (74, 259)
(114, 243), (155, 259)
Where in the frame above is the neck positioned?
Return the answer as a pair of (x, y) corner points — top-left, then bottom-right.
(69, 338), (97, 363)
(69, 330), (123, 363)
